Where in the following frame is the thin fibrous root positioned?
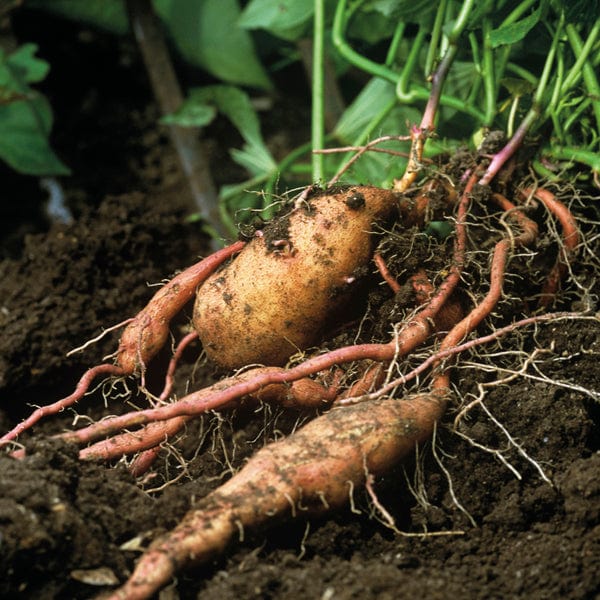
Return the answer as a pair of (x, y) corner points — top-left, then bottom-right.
(48, 177), (473, 462)
(64, 270), (467, 463)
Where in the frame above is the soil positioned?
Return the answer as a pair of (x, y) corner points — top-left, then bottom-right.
(1, 11), (599, 600)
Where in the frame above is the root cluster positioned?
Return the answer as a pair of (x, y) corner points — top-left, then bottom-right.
(2, 150), (599, 600)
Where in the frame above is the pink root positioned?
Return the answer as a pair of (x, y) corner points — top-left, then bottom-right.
(0, 363), (125, 445)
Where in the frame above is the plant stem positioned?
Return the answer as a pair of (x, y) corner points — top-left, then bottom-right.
(265, 140), (314, 198)
(420, 0), (476, 127)
(544, 146), (600, 173)
(493, 0), (539, 83)
(419, 44), (457, 130)
(479, 14), (563, 186)
(394, 0), (475, 192)
(534, 24), (560, 106)
(560, 19), (600, 96)
(505, 61), (538, 85)
(479, 107), (538, 185)
(547, 44), (565, 123)
(563, 98), (593, 135)
(312, 0), (325, 183)
(332, 0), (399, 84)
(481, 18), (497, 126)
(125, 0), (227, 246)
(564, 20), (600, 134)
(332, 0), (484, 122)
(448, 0), (476, 41)
(467, 31), (483, 106)
(396, 25), (427, 103)
(385, 21), (406, 66)
(425, 0), (448, 76)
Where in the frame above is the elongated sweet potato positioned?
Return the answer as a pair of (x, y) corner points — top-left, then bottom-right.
(107, 390), (448, 600)
(193, 186), (398, 369)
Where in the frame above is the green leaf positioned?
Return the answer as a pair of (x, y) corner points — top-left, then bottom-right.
(162, 86), (277, 176)
(362, 0), (437, 26)
(5, 44), (50, 85)
(557, 0), (600, 23)
(176, 85), (276, 176)
(154, 0), (272, 89)
(347, 9), (397, 43)
(0, 43), (49, 97)
(239, 0), (313, 32)
(27, 0), (129, 35)
(333, 77), (426, 186)
(0, 45), (69, 176)
(500, 77), (536, 96)
(368, 0), (401, 18)
(30, 0), (272, 87)
(489, 5), (542, 48)
(160, 101), (217, 127)
(465, 0), (495, 30)
(335, 78), (396, 142)
(0, 98), (70, 175)
(189, 86), (260, 145)
(231, 144), (276, 176)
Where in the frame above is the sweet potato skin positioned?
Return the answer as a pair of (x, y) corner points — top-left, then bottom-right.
(107, 391), (448, 600)
(193, 186), (398, 369)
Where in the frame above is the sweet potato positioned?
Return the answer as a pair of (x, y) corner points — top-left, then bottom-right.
(107, 391), (448, 600)
(193, 186), (398, 369)
(117, 240), (245, 373)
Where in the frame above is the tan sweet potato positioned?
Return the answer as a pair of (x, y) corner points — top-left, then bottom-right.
(193, 186), (398, 369)
(106, 390), (448, 600)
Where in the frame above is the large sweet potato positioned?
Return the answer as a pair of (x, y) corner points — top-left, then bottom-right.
(193, 186), (398, 369)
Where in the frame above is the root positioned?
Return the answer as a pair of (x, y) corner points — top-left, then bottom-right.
(374, 251), (401, 293)
(105, 391), (450, 600)
(59, 366), (337, 456)
(1, 242), (245, 446)
(158, 331), (199, 402)
(1, 155), (592, 600)
(0, 364), (126, 445)
(520, 186), (580, 307)
(66, 318), (134, 358)
(116, 241), (245, 374)
(430, 423), (476, 527)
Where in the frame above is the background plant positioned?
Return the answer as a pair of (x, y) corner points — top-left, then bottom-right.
(0, 41), (69, 176)
(5, 0), (599, 232)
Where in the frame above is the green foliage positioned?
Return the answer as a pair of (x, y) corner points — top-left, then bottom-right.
(4, 0), (270, 179)
(0, 44), (69, 175)
(28, 0), (130, 34)
(559, 0), (600, 23)
(162, 84), (276, 176)
(30, 0), (271, 89)
(488, 4), (543, 47)
(154, 0), (272, 89)
(366, 0), (437, 26)
(6, 0), (599, 223)
(239, 0), (314, 41)
(180, 0), (600, 220)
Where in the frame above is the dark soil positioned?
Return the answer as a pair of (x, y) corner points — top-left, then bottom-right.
(1, 11), (599, 600)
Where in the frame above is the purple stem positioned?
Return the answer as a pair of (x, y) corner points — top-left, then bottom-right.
(420, 45), (458, 131)
(479, 109), (538, 186)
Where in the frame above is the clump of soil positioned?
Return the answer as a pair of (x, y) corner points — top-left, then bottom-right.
(1, 9), (599, 600)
